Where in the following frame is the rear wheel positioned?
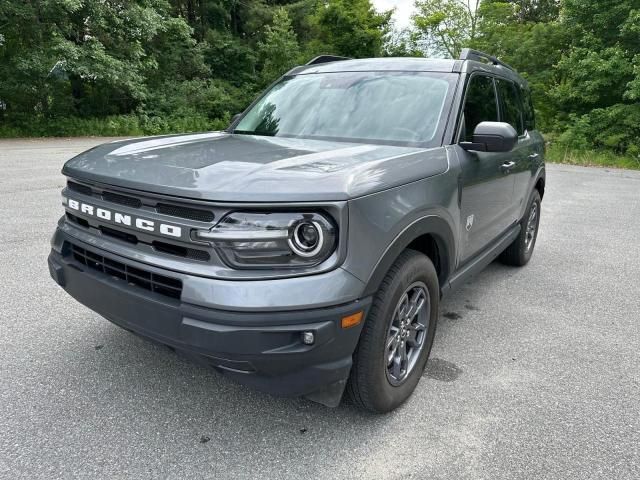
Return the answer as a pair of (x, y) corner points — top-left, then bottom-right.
(500, 190), (541, 267)
(347, 250), (439, 413)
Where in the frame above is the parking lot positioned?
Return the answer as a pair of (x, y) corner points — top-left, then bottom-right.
(1, 138), (639, 479)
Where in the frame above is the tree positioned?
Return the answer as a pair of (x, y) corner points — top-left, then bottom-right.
(471, 1), (569, 129)
(257, 8), (301, 84)
(412, 0), (481, 58)
(382, 28), (423, 57)
(548, 0), (640, 153)
(310, 0), (392, 58)
(0, 0), (198, 118)
(481, 0), (560, 23)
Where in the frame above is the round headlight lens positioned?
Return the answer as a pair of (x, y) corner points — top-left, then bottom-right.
(196, 212), (337, 269)
(289, 221), (324, 257)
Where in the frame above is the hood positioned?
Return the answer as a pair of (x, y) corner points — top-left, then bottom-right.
(62, 132), (449, 202)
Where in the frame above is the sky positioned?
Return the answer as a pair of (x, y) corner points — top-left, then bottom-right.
(372, 0), (416, 28)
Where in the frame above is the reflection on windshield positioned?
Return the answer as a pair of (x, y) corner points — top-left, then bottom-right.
(235, 72), (453, 146)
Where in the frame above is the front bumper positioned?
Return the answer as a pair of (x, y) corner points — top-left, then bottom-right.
(48, 232), (371, 406)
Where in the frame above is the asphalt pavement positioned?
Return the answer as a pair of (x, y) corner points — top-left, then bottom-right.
(1, 138), (639, 479)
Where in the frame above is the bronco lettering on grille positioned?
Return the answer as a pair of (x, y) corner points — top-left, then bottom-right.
(65, 197), (182, 238)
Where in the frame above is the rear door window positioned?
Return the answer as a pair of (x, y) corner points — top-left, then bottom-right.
(496, 79), (524, 136)
(519, 86), (536, 131)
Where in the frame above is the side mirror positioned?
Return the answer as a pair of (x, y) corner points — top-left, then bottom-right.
(461, 121), (518, 153)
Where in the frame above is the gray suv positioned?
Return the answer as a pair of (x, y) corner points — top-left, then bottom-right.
(48, 50), (545, 412)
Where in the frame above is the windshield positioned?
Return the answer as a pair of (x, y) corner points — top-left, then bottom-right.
(234, 72), (455, 147)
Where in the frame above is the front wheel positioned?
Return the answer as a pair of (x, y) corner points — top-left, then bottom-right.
(347, 250), (439, 413)
(500, 190), (541, 267)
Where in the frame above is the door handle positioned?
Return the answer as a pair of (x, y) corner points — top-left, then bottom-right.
(501, 161), (516, 173)
(529, 153), (539, 160)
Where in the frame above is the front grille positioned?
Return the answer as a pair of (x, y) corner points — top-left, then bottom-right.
(70, 244), (182, 299)
(66, 214), (211, 262)
(66, 179), (216, 224)
(66, 212), (89, 228)
(152, 241), (211, 261)
(67, 181), (93, 196)
(101, 191), (142, 208)
(99, 226), (138, 244)
(156, 203), (214, 222)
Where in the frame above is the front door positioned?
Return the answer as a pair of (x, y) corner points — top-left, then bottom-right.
(456, 74), (517, 264)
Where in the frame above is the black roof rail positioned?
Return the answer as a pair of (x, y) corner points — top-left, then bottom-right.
(306, 55), (352, 66)
(459, 48), (514, 71)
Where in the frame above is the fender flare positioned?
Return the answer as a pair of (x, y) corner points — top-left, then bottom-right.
(520, 167), (546, 220)
(534, 168), (546, 199)
(362, 215), (456, 297)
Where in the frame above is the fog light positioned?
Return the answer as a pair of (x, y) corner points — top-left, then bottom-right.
(301, 331), (315, 345)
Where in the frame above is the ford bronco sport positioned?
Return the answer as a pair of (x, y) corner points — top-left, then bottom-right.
(48, 49), (545, 413)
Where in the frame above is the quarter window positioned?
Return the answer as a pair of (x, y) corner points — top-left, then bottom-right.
(461, 75), (498, 142)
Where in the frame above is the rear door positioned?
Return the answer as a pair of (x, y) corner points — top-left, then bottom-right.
(495, 78), (537, 219)
(456, 74), (517, 264)
(509, 83), (543, 215)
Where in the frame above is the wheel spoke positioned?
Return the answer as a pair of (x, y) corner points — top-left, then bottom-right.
(405, 290), (426, 322)
(397, 293), (409, 319)
(409, 322), (426, 332)
(399, 341), (408, 367)
(525, 203), (539, 251)
(387, 343), (398, 366)
(406, 323), (425, 347)
(389, 325), (400, 337)
(392, 355), (402, 378)
(386, 331), (399, 351)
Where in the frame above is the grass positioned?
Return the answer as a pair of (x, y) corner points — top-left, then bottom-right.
(546, 143), (640, 171)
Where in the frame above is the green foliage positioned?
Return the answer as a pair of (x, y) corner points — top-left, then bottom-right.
(546, 143), (640, 171)
(419, 0), (640, 164)
(552, 47), (634, 112)
(383, 29), (424, 57)
(481, 0), (560, 23)
(309, 0), (392, 58)
(143, 79), (245, 121)
(0, 0), (639, 169)
(547, 0), (640, 157)
(258, 8), (301, 85)
(0, 114), (230, 138)
(555, 105), (640, 156)
(413, 0), (481, 57)
(0, 0), (389, 135)
(472, 8), (568, 129)
(0, 0), (198, 118)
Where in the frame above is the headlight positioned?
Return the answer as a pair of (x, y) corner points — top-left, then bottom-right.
(195, 212), (337, 269)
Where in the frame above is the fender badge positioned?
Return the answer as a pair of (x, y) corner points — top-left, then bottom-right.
(466, 215), (475, 232)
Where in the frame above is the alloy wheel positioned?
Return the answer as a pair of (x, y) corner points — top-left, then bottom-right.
(385, 282), (430, 386)
(525, 202), (539, 252)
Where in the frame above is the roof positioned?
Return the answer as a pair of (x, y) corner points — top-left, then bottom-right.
(292, 58), (458, 74)
(289, 56), (528, 87)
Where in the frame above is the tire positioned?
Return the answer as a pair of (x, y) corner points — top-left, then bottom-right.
(347, 249), (439, 413)
(500, 190), (541, 267)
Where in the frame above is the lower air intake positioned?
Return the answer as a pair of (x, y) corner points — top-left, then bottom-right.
(69, 243), (182, 300)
